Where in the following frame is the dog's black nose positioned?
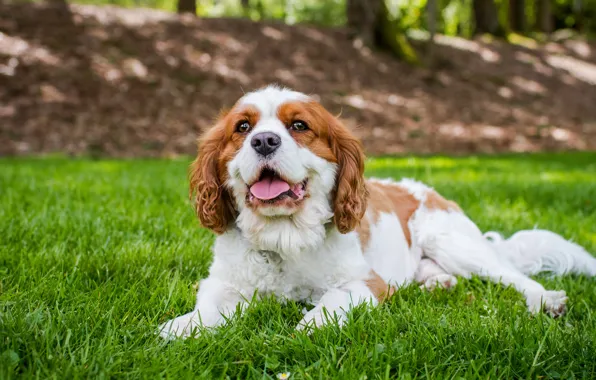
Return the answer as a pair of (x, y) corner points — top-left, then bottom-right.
(251, 132), (281, 157)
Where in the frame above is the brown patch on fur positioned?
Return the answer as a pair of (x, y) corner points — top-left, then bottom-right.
(278, 101), (367, 233)
(189, 105), (260, 234)
(365, 270), (395, 302)
(356, 217), (372, 251)
(355, 183), (392, 250)
(357, 181), (461, 249)
(277, 102), (336, 162)
(425, 191), (462, 212)
(359, 181), (420, 247)
(320, 105), (368, 234)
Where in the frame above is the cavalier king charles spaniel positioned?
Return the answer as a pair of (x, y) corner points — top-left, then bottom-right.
(159, 85), (596, 339)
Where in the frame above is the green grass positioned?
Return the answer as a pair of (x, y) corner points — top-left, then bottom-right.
(1, 153), (596, 379)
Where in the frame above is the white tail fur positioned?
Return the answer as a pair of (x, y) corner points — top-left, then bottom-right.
(484, 229), (596, 276)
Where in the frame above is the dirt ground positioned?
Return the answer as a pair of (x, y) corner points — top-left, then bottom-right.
(1, 2), (596, 157)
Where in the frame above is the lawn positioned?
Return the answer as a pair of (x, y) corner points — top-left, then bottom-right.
(1, 153), (596, 379)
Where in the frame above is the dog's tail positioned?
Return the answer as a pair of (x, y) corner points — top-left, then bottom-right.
(484, 229), (596, 276)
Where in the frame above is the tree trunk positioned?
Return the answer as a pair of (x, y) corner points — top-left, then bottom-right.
(177, 0), (196, 14)
(573, 0), (583, 32)
(426, 0), (437, 67)
(346, 0), (380, 46)
(473, 0), (501, 35)
(509, 0), (526, 32)
(240, 0), (250, 16)
(536, 0), (553, 33)
(346, 0), (418, 64)
(256, 0), (265, 19)
(376, 0), (418, 63)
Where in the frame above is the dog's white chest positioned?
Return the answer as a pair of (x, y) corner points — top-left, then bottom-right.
(241, 249), (326, 303)
(210, 229), (371, 305)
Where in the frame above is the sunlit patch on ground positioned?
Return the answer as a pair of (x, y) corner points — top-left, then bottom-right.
(2, 3), (596, 158)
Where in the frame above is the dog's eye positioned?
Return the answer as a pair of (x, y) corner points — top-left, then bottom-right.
(236, 121), (251, 133)
(290, 120), (308, 132)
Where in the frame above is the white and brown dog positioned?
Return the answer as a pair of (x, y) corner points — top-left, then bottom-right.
(159, 85), (596, 339)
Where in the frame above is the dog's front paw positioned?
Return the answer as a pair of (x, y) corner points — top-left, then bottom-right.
(420, 274), (458, 291)
(158, 311), (201, 340)
(542, 290), (568, 317)
(526, 290), (568, 317)
(295, 307), (345, 333)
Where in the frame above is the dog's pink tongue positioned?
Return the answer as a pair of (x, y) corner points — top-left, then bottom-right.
(250, 177), (290, 200)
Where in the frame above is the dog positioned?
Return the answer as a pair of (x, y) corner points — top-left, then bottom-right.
(159, 85), (596, 339)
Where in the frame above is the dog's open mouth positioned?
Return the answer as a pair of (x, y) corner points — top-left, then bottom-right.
(248, 168), (307, 204)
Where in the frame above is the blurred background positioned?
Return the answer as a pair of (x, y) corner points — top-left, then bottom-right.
(1, 0), (595, 157)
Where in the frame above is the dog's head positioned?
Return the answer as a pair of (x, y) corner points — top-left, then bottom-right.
(190, 85), (367, 255)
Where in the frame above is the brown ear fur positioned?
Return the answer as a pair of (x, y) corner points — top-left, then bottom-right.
(189, 120), (236, 234)
(326, 114), (368, 233)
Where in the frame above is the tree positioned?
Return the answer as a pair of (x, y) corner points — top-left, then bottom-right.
(177, 0), (196, 14)
(426, 0), (437, 66)
(256, 0), (266, 19)
(537, 0), (553, 33)
(240, 0), (250, 15)
(572, 0), (584, 32)
(473, 0), (501, 35)
(346, 0), (380, 46)
(509, 0), (526, 32)
(346, 0), (418, 64)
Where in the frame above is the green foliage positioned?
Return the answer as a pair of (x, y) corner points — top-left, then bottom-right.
(1, 154), (596, 378)
(380, 0), (421, 63)
(69, 0), (348, 26)
(30, 0), (596, 35)
(390, 0), (427, 30)
(496, 0), (510, 33)
(75, 0), (179, 12)
(443, 0), (461, 35)
(200, 0), (346, 26)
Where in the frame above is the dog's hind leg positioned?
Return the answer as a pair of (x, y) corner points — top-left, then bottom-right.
(416, 258), (458, 290)
(413, 209), (568, 317)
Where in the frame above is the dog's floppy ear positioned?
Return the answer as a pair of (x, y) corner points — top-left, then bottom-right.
(326, 113), (368, 233)
(189, 117), (236, 234)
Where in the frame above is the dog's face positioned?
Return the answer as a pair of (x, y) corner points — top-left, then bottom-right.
(190, 86), (367, 255)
